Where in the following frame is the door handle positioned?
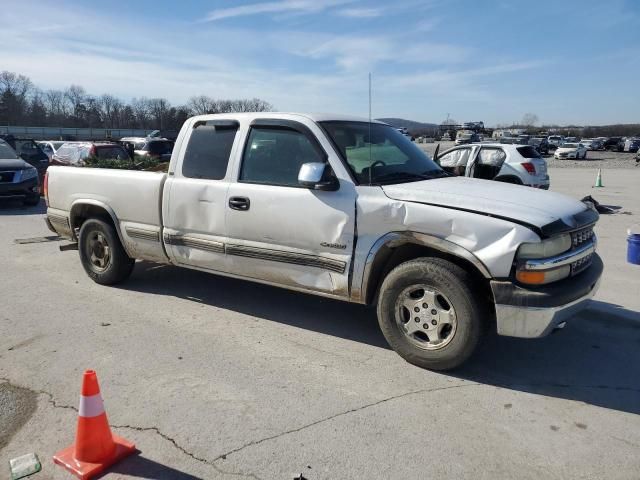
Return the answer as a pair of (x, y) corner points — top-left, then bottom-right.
(229, 196), (250, 211)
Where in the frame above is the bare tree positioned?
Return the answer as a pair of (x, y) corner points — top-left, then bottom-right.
(147, 98), (170, 129)
(65, 85), (86, 120)
(131, 97), (151, 129)
(187, 95), (219, 115)
(0, 70), (33, 124)
(44, 90), (69, 121)
(99, 94), (123, 128)
(521, 113), (539, 127)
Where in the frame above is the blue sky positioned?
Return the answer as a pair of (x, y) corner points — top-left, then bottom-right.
(1, 0), (639, 125)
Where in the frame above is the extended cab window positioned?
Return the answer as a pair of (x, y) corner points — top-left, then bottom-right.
(182, 123), (238, 180)
(240, 127), (324, 187)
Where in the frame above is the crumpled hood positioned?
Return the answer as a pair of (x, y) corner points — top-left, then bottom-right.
(382, 177), (589, 229)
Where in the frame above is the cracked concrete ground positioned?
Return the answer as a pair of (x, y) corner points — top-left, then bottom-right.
(1, 168), (640, 479)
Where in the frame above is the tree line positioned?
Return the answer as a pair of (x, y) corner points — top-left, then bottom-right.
(0, 70), (273, 131)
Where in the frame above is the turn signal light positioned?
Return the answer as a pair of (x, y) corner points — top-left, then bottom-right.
(516, 270), (546, 284)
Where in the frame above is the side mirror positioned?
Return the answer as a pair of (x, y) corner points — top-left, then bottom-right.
(298, 162), (339, 191)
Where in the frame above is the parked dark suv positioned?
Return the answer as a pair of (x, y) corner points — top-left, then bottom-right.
(0, 135), (49, 183)
(529, 137), (551, 155)
(0, 139), (41, 206)
(603, 137), (624, 152)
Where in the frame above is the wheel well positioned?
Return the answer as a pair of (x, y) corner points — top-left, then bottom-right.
(70, 204), (118, 240)
(364, 242), (494, 312)
(494, 175), (522, 184)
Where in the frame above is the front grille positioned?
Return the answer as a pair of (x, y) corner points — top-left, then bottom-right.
(571, 226), (595, 248)
(570, 225), (595, 275)
(0, 171), (16, 183)
(571, 253), (593, 275)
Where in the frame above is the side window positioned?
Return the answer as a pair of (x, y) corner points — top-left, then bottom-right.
(477, 148), (506, 165)
(438, 148), (471, 176)
(240, 127), (324, 187)
(474, 148), (506, 180)
(182, 123), (238, 180)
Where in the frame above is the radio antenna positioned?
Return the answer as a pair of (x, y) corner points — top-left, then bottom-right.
(368, 72), (373, 185)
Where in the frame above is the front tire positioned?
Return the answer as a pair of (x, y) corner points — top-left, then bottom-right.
(79, 219), (135, 285)
(377, 258), (485, 371)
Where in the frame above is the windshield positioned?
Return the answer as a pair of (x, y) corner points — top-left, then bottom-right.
(146, 140), (173, 155)
(517, 146), (542, 158)
(563, 143), (579, 148)
(0, 141), (19, 159)
(321, 121), (444, 185)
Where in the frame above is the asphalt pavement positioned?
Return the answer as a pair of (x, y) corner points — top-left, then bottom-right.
(1, 167), (639, 479)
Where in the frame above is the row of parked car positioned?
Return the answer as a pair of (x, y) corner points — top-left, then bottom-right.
(0, 134), (174, 206)
(36, 137), (174, 166)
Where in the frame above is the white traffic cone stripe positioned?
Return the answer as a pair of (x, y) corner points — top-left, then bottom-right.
(78, 393), (105, 418)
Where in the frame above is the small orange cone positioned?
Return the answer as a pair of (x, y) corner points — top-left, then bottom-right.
(53, 370), (136, 479)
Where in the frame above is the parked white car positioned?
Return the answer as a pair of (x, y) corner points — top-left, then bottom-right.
(437, 143), (550, 189)
(547, 135), (564, 147)
(44, 112), (602, 371)
(554, 143), (588, 159)
(37, 140), (66, 161)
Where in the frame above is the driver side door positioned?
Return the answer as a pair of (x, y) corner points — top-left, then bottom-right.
(224, 119), (356, 298)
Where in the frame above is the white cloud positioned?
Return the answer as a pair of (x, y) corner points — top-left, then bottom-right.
(201, 0), (354, 22)
(336, 7), (384, 18)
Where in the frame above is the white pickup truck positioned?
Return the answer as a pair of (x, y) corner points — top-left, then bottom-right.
(44, 113), (603, 370)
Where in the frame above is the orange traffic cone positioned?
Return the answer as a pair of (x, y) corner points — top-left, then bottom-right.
(53, 370), (136, 479)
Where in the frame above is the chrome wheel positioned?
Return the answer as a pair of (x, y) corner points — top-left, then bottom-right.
(395, 285), (457, 350)
(88, 232), (111, 271)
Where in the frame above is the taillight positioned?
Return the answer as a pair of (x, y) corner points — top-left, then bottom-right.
(521, 162), (536, 174)
(89, 145), (96, 157)
(44, 171), (49, 205)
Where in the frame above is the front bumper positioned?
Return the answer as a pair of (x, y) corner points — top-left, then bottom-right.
(0, 177), (39, 199)
(491, 254), (603, 338)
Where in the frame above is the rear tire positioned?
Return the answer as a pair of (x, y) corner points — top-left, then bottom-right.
(79, 219), (134, 285)
(377, 258), (485, 371)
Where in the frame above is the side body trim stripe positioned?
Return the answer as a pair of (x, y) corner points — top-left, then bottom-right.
(165, 234), (346, 273)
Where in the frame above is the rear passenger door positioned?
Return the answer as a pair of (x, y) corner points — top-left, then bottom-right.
(162, 119), (240, 271)
(469, 147), (507, 180)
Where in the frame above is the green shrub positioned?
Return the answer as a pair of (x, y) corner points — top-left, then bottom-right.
(82, 155), (168, 172)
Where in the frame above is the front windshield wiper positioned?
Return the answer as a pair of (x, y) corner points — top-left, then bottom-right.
(371, 170), (450, 185)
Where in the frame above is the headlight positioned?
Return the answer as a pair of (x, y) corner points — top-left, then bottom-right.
(517, 234), (572, 259)
(20, 167), (38, 181)
(515, 234), (573, 285)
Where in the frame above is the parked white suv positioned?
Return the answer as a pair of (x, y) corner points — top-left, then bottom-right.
(44, 113), (601, 371)
(437, 143), (550, 189)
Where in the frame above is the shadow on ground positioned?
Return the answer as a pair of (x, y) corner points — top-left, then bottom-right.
(125, 262), (640, 416)
(125, 262), (388, 349)
(0, 198), (45, 215)
(96, 453), (203, 480)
